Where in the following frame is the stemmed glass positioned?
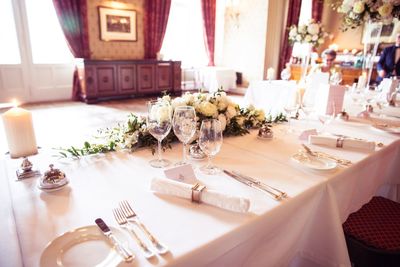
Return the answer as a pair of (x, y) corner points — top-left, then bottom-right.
(172, 106), (197, 165)
(283, 91), (299, 133)
(301, 98), (315, 129)
(318, 102), (335, 133)
(198, 119), (223, 175)
(147, 100), (172, 168)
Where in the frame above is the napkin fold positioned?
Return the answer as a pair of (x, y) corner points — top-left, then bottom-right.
(309, 135), (375, 152)
(150, 177), (250, 213)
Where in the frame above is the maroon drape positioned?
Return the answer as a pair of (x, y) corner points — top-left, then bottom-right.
(200, 0), (216, 66)
(145, 0), (171, 59)
(278, 0), (302, 75)
(312, 0), (324, 22)
(53, 0), (90, 100)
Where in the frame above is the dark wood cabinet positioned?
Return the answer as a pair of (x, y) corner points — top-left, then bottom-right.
(81, 59), (181, 103)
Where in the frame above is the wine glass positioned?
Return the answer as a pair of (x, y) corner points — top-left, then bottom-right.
(172, 106), (196, 165)
(283, 95), (299, 133)
(318, 101), (335, 133)
(147, 100), (172, 168)
(198, 119), (223, 175)
(301, 98), (315, 129)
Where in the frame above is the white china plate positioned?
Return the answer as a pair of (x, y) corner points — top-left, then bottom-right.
(371, 124), (400, 134)
(291, 153), (337, 171)
(40, 225), (126, 267)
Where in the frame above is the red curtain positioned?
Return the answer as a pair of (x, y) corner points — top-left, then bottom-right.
(145, 0), (172, 59)
(312, 0), (324, 22)
(52, 0), (90, 100)
(200, 0), (216, 66)
(278, 0), (303, 75)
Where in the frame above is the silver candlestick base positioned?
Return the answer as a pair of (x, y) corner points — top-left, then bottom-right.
(16, 157), (41, 180)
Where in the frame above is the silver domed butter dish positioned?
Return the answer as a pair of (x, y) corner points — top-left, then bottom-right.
(38, 164), (69, 191)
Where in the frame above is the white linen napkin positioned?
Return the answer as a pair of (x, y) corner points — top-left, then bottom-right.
(150, 177), (250, 213)
(309, 135), (375, 152)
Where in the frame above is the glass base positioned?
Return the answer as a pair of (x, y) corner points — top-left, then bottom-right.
(200, 164), (221, 175)
(149, 158), (171, 168)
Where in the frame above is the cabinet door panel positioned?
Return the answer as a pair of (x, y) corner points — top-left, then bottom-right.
(97, 66), (117, 96)
(118, 65), (136, 94)
(173, 62), (182, 94)
(157, 64), (172, 91)
(137, 64), (155, 93)
(84, 65), (97, 97)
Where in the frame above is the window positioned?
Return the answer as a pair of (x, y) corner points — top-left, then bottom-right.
(160, 0), (208, 68)
(292, 0), (312, 58)
(25, 0), (73, 64)
(0, 0), (21, 64)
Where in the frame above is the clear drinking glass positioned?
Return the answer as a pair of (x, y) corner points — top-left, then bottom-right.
(198, 119), (223, 175)
(147, 100), (172, 168)
(172, 106), (196, 165)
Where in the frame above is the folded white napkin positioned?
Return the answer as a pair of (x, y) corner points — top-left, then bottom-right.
(309, 135), (375, 152)
(150, 177), (250, 213)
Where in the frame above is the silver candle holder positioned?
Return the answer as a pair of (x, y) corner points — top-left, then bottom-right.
(16, 157), (41, 180)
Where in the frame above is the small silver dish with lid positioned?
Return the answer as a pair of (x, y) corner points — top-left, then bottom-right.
(38, 164), (69, 191)
(257, 124), (274, 140)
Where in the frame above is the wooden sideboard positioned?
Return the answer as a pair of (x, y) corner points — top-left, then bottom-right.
(290, 65), (377, 85)
(80, 59), (181, 103)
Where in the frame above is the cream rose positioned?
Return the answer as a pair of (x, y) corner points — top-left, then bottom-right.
(217, 114), (227, 131)
(199, 102), (218, 117)
(256, 110), (266, 121)
(307, 23), (320, 35)
(226, 105), (237, 119)
(289, 27), (298, 37)
(305, 35), (312, 42)
(378, 3), (393, 17)
(353, 1), (365, 14)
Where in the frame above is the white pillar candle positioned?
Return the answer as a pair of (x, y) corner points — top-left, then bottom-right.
(267, 67), (275, 80)
(2, 106), (38, 158)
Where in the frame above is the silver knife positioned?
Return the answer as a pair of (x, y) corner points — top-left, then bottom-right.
(223, 170), (283, 200)
(231, 171), (288, 198)
(95, 218), (135, 262)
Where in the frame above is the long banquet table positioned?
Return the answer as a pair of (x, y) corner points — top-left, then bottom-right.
(1, 109), (400, 267)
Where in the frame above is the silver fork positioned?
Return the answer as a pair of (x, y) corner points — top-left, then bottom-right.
(120, 200), (169, 254)
(112, 208), (155, 259)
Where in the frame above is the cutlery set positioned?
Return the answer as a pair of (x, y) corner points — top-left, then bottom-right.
(96, 200), (168, 262)
(223, 170), (288, 200)
(301, 144), (352, 167)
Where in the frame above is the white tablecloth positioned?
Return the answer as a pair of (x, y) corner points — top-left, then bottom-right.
(244, 80), (298, 116)
(1, 114), (400, 267)
(199, 67), (237, 92)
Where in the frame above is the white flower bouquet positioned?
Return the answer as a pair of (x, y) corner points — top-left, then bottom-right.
(59, 91), (287, 158)
(288, 19), (329, 48)
(332, 0), (400, 30)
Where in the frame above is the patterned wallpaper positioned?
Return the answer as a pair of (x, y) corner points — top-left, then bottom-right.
(87, 0), (145, 60)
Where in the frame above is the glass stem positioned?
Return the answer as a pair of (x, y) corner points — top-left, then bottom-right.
(182, 143), (187, 163)
(157, 140), (162, 162)
(207, 155), (212, 169)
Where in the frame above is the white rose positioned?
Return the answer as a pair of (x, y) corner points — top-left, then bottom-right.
(182, 92), (194, 104)
(124, 132), (138, 148)
(199, 102), (218, 117)
(289, 27), (298, 37)
(353, 1), (365, 14)
(318, 38), (325, 44)
(247, 104), (255, 111)
(218, 114), (227, 131)
(307, 23), (320, 35)
(226, 105), (237, 119)
(217, 100), (227, 111)
(151, 105), (171, 123)
(171, 98), (187, 110)
(305, 35), (312, 42)
(256, 110), (265, 121)
(296, 35), (302, 42)
(298, 25), (307, 33)
(161, 95), (171, 102)
(378, 3), (393, 17)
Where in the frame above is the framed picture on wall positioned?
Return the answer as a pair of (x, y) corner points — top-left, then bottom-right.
(98, 6), (137, 41)
(362, 19), (400, 44)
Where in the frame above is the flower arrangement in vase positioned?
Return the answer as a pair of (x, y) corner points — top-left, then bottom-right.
(288, 19), (329, 48)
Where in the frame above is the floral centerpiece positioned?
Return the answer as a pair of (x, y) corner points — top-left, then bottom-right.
(332, 0), (400, 30)
(60, 91), (287, 158)
(288, 19), (329, 48)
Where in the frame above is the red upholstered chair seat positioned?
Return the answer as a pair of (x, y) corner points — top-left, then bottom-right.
(343, 196), (400, 267)
(343, 196), (400, 251)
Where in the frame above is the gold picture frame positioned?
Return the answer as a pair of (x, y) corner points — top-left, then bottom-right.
(98, 6), (137, 42)
(362, 19), (400, 44)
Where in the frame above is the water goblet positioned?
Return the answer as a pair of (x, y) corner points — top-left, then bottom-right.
(147, 100), (172, 168)
(301, 100), (315, 129)
(198, 119), (223, 175)
(172, 106), (196, 165)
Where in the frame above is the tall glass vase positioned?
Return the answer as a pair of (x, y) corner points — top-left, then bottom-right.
(300, 43), (312, 81)
(363, 21), (383, 91)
